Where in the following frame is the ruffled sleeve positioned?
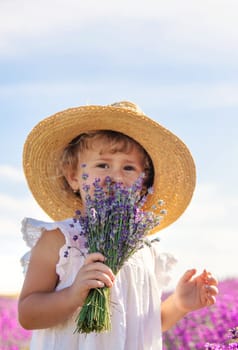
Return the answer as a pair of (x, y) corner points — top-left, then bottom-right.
(21, 217), (57, 248)
(150, 237), (178, 290)
(20, 218), (60, 274)
(20, 217), (86, 280)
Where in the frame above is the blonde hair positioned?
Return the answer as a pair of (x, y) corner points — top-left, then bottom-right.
(59, 130), (154, 196)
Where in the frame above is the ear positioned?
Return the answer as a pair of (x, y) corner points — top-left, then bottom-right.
(64, 171), (80, 191)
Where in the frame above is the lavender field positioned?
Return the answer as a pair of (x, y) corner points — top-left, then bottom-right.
(163, 278), (238, 349)
(0, 278), (237, 349)
(0, 295), (31, 350)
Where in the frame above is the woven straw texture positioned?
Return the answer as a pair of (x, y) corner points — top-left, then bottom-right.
(23, 103), (196, 232)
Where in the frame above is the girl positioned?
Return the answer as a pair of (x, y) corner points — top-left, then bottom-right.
(18, 101), (218, 349)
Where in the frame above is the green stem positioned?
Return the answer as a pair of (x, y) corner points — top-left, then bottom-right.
(75, 287), (111, 334)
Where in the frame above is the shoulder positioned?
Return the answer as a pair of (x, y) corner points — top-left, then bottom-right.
(21, 217), (70, 248)
(41, 227), (65, 244)
(33, 228), (65, 259)
(19, 228), (66, 300)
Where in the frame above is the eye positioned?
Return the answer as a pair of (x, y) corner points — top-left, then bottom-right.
(124, 165), (136, 171)
(96, 163), (109, 169)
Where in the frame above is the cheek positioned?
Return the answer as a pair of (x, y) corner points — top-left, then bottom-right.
(127, 177), (138, 187)
(79, 173), (102, 197)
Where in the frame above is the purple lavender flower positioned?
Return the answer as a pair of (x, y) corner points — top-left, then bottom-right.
(82, 173), (89, 180)
(163, 279), (238, 349)
(74, 173), (164, 333)
(82, 184), (90, 192)
(227, 327), (238, 341)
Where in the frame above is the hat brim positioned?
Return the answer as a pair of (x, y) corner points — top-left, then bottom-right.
(23, 104), (196, 233)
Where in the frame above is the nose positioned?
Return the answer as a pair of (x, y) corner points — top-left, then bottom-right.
(110, 169), (124, 184)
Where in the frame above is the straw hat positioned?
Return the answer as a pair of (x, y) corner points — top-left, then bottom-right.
(23, 101), (196, 232)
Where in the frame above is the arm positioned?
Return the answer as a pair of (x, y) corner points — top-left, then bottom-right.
(161, 293), (187, 332)
(18, 229), (115, 330)
(161, 269), (218, 332)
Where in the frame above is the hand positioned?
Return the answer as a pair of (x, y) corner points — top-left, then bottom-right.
(173, 269), (218, 314)
(68, 252), (115, 308)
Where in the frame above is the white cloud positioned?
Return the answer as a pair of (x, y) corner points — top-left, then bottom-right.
(0, 192), (50, 294)
(0, 255), (24, 295)
(1, 81), (238, 109)
(0, 192), (50, 227)
(0, 217), (19, 237)
(0, 0), (238, 62)
(160, 182), (238, 288)
(178, 183), (233, 226)
(0, 165), (24, 182)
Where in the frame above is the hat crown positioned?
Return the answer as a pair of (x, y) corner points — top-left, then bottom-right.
(110, 101), (144, 115)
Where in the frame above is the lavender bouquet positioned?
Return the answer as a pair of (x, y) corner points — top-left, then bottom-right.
(73, 173), (165, 334)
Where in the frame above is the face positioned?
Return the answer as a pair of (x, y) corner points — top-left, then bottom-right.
(67, 139), (145, 208)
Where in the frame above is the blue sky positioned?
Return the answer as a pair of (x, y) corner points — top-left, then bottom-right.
(0, 0), (238, 293)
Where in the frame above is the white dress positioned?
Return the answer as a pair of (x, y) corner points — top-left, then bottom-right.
(21, 217), (177, 350)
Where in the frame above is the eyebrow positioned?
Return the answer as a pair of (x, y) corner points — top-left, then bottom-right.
(95, 156), (138, 163)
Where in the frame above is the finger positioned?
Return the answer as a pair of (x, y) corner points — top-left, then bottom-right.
(84, 252), (105, 265)
(82, 279), (106, 290)
(204, 284), (219, 296)
(201, 270), (218, 284)
(206, 294), (217, 306)
(207, 276), (218, 286)
(82, 261), (115, 281)
(204, 284), (218, 307)
(180, 269), (197, 282)
(82, 269), (115, 287)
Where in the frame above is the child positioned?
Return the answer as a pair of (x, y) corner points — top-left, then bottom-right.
(18, 101), (218, 350)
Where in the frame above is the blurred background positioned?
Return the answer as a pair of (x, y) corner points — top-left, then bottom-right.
(0, 0), (238, 295)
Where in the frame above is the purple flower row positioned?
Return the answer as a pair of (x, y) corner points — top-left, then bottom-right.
(0, 296), (31, 349)
(0, 278), (238, 348)
(163, 279), (238, 349)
